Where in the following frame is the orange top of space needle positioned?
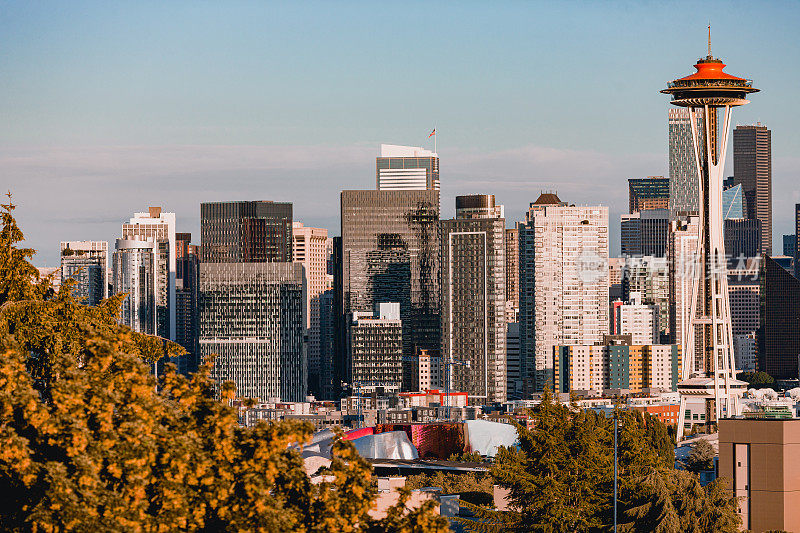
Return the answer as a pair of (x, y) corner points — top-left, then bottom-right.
(661, 26), (759, 107)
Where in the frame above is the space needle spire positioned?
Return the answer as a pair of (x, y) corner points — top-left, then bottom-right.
(662, 35), (759, 439)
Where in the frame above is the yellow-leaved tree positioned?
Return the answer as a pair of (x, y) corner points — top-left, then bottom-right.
(0, 195), (448, 533)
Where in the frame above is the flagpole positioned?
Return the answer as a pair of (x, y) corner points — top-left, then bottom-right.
(434, 126), (437, 154)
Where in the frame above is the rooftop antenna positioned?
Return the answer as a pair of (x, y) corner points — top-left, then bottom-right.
(707, 23), (712, 58)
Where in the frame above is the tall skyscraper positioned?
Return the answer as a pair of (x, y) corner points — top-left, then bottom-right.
(519, 193), (609, 394)
(175, 233), (199, 375)
(662, 42), (758, 434)
(200, 201), (292, 263)
(668, 107), (706, 218)
(121, 207), (176, 340)
(376, 145), (439, 191)
(346, 303), (403, 394)
(733, 124), (772, 255)
(620, 209), (670, 257)
(724, 219), (761, 260)
(628, 176), (669, 213)
(440, 195), (507, 404)
(60, 240), (108, 306)
(728, 259), (760, 373)
(505, 225), (519, 322)
(340, 189), (440, 391)
(112, 239), (156, 335)
(795, 204), (800, 280)
(199, 200), (303, 401)
(199, 262), (306, 401)
(722, 183), (745, 220)
(292, 222), (333, 396)
(318, 289), (336, 399)
(758, 256), (800, 380)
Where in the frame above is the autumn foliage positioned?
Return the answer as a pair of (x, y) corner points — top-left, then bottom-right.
(0, 196), (448, 532)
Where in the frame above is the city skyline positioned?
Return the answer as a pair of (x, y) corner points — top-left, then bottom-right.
(2, 2), (799, 265)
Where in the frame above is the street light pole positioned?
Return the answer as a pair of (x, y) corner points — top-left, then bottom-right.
(614, 408), (618, 533)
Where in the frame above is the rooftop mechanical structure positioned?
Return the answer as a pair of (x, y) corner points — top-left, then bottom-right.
(661, 31), (758, 440)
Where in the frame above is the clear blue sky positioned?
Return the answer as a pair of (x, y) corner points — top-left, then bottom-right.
(2, 1), (798, 265)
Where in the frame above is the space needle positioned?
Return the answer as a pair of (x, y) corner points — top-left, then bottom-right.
(662, 29), (758, 439)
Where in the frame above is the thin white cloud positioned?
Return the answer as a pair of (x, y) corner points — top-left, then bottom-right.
(3, 143), (795, 265)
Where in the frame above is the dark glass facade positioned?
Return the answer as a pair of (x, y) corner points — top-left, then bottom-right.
(758, 255), (800, 379)
(200, 201), (292, 263)
(628, 177), (669, 214)
(175, 233), (199, 375)
(734, 125), (772, 255)
(796, 204), (800, 280)
(318, 289), (336, 399)
(340, 190), (440, 391)
(199, 262), (306, 401)
(725, 219), (762, 262)
(620, 209), (670, 257)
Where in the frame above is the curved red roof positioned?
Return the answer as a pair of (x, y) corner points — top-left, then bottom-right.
(677, 58), (746, 81)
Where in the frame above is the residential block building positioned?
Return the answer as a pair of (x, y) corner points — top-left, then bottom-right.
(346, 303), (403, 395)
(60, 240), (108, 306)
(554, 343), (681, 394)
(293, 222), (333, 396)
(120, 207), (176, 340)
(519, 193), (609, 394)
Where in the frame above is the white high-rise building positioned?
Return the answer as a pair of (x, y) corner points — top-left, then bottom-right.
(376, 144), (439, 191)
(617, 293), (659, 345)
(121, 207), (176, 340)
(669, 216), (701, 375)
(292, 222), (333, 396)
(519, 193), (609, 394)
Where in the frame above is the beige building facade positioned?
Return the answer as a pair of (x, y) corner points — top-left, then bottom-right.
(719, 419), (800, 532)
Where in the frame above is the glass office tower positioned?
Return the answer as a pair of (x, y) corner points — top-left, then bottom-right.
(440, 195), (507, 403)
(199, 262), (306, 402)
(669, 108), (707, 218)
(201, 201), (293, 263)
(340, 189), (440, 390)
(733, 124), (772, 255)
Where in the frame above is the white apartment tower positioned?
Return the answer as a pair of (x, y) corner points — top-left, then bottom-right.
(120, 207), (176, 340)
(519, 193), (609, 394)
(292, 222), (333, 395)
(668, 216), (701, 375)
(617, 293), (659, 345)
